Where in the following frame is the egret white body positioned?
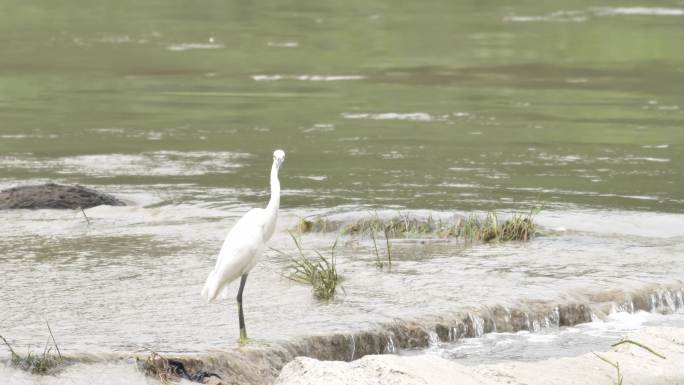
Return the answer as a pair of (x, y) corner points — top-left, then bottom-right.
(201, 149), (285, 343)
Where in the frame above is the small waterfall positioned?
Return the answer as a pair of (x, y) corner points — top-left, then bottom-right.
(427, 331), (440, 345)
(531, 319), (541, 332)
(347, 334), (356, 361)
(467, 313), (485, 337)
(384, 335), (396, 354)
(662, 290), (676, 313)
(549, 306), (560, 327)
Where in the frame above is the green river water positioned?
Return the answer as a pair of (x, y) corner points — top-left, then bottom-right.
(2, 0), (683, 212)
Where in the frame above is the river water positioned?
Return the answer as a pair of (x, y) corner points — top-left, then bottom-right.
(1, 1), (684, 384)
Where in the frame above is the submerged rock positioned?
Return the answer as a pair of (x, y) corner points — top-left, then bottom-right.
(0, 183), (125, 209)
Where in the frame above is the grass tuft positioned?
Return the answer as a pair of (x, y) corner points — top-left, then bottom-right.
(295, 216), (341, 233)
(462, 211), (537, 242)
(340, 207), (541, 243)
(276, 232), (341, 300)
(594, 337), (666, 385)
(370, 228), (392, 269)
(1, 321), (64, 375)
(137, 351), (177, 385)
(341, 213), (439, 237)
(611, 338), (666, 359)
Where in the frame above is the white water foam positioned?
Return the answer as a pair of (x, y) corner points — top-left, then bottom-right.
(594, 7), (684, 16)
(167, 43), (223, 51)
(252, 74), (364, 81)
(415, 310), (684, 364)
(506, 7), (683, 23)
(341, 112), (442, 122)
(0, 151), (250, 177)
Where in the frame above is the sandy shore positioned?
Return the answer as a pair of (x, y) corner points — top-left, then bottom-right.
(275, 326), (684, 385)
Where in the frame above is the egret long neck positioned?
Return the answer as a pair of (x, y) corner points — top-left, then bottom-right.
(266, 161), (280, 212)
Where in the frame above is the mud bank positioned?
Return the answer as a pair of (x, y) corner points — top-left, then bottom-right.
(0, 183), (125, 209)
(275, 326), (684, 385)
(162, 283), (683, 385)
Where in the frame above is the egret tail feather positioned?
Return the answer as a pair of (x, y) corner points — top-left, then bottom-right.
(201, 271), (219, 302)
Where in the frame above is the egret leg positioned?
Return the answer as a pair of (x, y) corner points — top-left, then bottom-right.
(237, 273), (248, 344)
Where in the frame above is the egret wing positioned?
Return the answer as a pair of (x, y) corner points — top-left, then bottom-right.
(201, 209), (266, 302)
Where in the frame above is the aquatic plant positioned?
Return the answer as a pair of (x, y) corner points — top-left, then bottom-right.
(611, 338), (666, 359)
(79, 207), (91, 225)
(0, 321), (64, 375)
(342, 208), (540, 243)
(370, 228), (392, 269)
(293, 206), (542, 248)
(466, 210), (537, 242)
(296, 216), (341, 233)
(593, 353), (623, 385)
(341, 213), (439, 237)
(137, 352), (177, 385)
(278, 233), (340, 300)
(594, 337), (666, 385)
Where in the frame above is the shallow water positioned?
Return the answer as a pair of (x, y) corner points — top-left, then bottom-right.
(1, 206), (683, 354)
(2, 0), (684, 383)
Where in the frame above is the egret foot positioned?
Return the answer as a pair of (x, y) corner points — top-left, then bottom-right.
(238, 328), (249, 345)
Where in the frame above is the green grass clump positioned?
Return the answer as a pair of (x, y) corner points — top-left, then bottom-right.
(341, 208), (540, 243)
(371, 227), (392, 269)
(594, 338), (666, 385)
(1, 322), (64, 375)
(277, 233), (340, 300)
(341, 214), (440, 237)
(295, 216), (342, 233)
(460, 211), (537, 242)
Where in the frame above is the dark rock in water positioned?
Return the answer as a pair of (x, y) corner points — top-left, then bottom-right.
(0, 183), (126, 210)
(167, 359), (222, 383)
(558, 303), (592, 326)
(137, 354), (222, 385)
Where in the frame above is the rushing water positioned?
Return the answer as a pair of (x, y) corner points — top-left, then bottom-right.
(1, 0), (684, 384)
(413, 310), (684, 364)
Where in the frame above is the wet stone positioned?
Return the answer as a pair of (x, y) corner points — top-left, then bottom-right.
(352, 331), (387, 357)
(509, 309), (531, 331)
(488, 306), (513, 332)
(434, 323), (451, 341)
(0, 183), (125, 209)
(558, 304), (592, 326)
(482, 317), (496, 334)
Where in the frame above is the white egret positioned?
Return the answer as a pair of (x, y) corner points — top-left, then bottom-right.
(201, 149), (285, 344)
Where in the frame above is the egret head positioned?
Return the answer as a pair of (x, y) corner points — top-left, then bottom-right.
(273, 149), (286, 168)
